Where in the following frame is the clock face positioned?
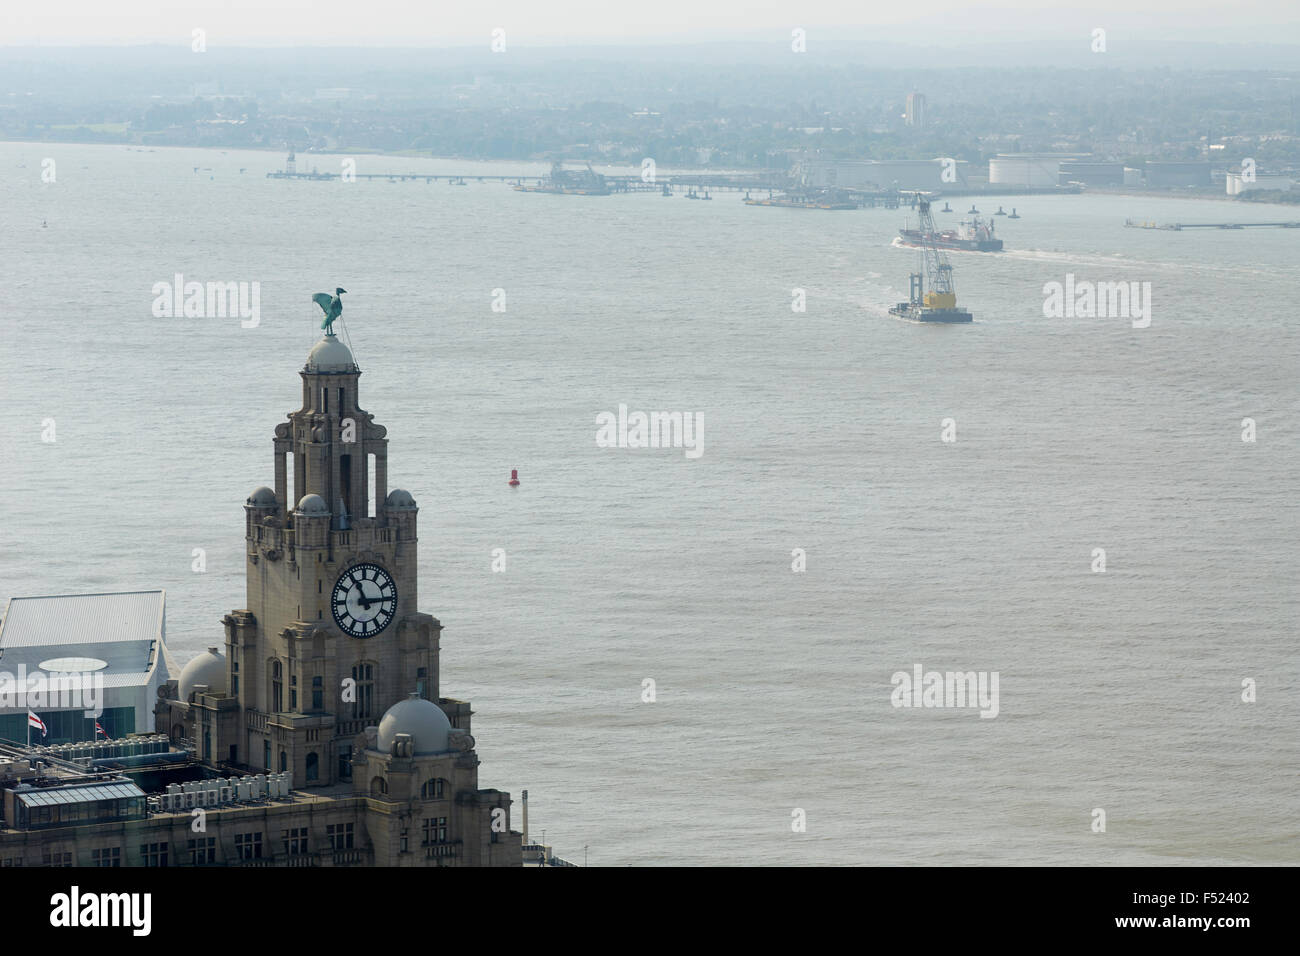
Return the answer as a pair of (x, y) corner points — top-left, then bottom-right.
(331, 563), (397, 638)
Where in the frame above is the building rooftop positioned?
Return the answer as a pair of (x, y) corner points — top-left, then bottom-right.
(13, 780), (146, 808)
(0, 591), (167, 702)
(1, 590), (164, 649)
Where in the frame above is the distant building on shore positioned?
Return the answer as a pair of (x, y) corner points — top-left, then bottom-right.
(1058, 161), (1126, 187)
(797, 158), (969, 191)
(989, 153), (1084, 188)
(1143, 162), (1213, 188)
(1226, 171), (1294, 195)
(905, 93), (926, 128)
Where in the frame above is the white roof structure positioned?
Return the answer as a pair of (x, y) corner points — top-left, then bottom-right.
(0, 590), (169, 704)
(1, 590), (164, 648)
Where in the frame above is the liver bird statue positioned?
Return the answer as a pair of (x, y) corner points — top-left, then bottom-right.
(312, 287), (347, 333)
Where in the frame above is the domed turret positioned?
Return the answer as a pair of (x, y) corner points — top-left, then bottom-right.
(246, 486), (277, 508)
(295, 494), (329, 515)
(376, 694), (452, 755)
(305, 334), (357, 373)
(179, 647), (227, 700)
(385, 488), (417, 510)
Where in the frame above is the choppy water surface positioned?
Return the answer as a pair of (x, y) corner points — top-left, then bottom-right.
(2, 143), (1296, 865)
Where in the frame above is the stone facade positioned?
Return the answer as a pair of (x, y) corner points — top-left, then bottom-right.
(132, 330), (520, 866)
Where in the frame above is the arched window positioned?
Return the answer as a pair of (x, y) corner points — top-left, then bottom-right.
(420, 778), (445, 800)
(370, 776), (387, 796)
(306, 752), (319, 782)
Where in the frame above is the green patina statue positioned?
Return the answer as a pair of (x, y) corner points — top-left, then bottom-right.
(312, 287), (347, 333)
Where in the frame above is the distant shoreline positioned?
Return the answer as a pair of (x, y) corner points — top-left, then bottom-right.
(5, 139), (1295, 208)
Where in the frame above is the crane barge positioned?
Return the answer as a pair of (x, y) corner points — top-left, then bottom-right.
(889, 196), (975, 323)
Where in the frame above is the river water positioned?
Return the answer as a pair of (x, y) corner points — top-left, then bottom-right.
(2, 142), (1296, 865)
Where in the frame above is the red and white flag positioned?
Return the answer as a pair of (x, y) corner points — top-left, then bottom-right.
(94, 721), (107, 738)
(27, 711), (47, 738)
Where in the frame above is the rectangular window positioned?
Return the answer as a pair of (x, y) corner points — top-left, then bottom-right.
(235, 832), (263, 860)
(140, 842), (168, 867)
(351, 664), (374, 720)
(422, 817), (448, 846)
(282, 827), (308, 855)
(40, 850), (72, 867)
(91, 846), (121, 867)
(327, 823), (355, 850)
(340, 453), (353, 517)
(367, 453), (376, 518)
(187, 837), (217, 865)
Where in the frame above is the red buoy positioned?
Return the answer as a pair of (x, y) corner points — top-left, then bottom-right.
(508, 469), (520, 486)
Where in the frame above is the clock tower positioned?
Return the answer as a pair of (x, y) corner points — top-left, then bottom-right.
(149, 312), (523, 865)
(168, 330), (463, 788)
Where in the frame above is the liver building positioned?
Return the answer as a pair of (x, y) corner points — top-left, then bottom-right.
(148, 313), (521, 865)
(0, 303), (525, 867)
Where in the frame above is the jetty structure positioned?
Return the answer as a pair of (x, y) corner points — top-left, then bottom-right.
(513, 161), (611, 195)
(1124, 218), (1300, 230)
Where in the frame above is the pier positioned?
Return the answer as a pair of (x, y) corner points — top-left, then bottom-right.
(1125, 218), (1300, 230)
(262, 160), (1060, 211)
(267, 171), (521, 183)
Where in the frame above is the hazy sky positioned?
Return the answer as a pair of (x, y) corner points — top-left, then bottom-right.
(2, 1), (1297, 47)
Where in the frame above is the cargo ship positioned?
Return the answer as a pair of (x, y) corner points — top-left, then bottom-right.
(513, 162), (611, 196)
(898, 214), (1003, 252)
(889, 197), (975, 323)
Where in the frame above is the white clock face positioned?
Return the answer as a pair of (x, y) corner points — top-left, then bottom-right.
(332, 563), (397, 638)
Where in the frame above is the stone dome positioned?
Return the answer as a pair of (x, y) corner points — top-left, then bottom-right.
(385, 488), (417, 510)
(179, 647), (227, 700)
(246, 486), (277, 507)
(296, 493), (329, 515)
(376, 694), (452, 755)
(306, 334), (356, 373)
